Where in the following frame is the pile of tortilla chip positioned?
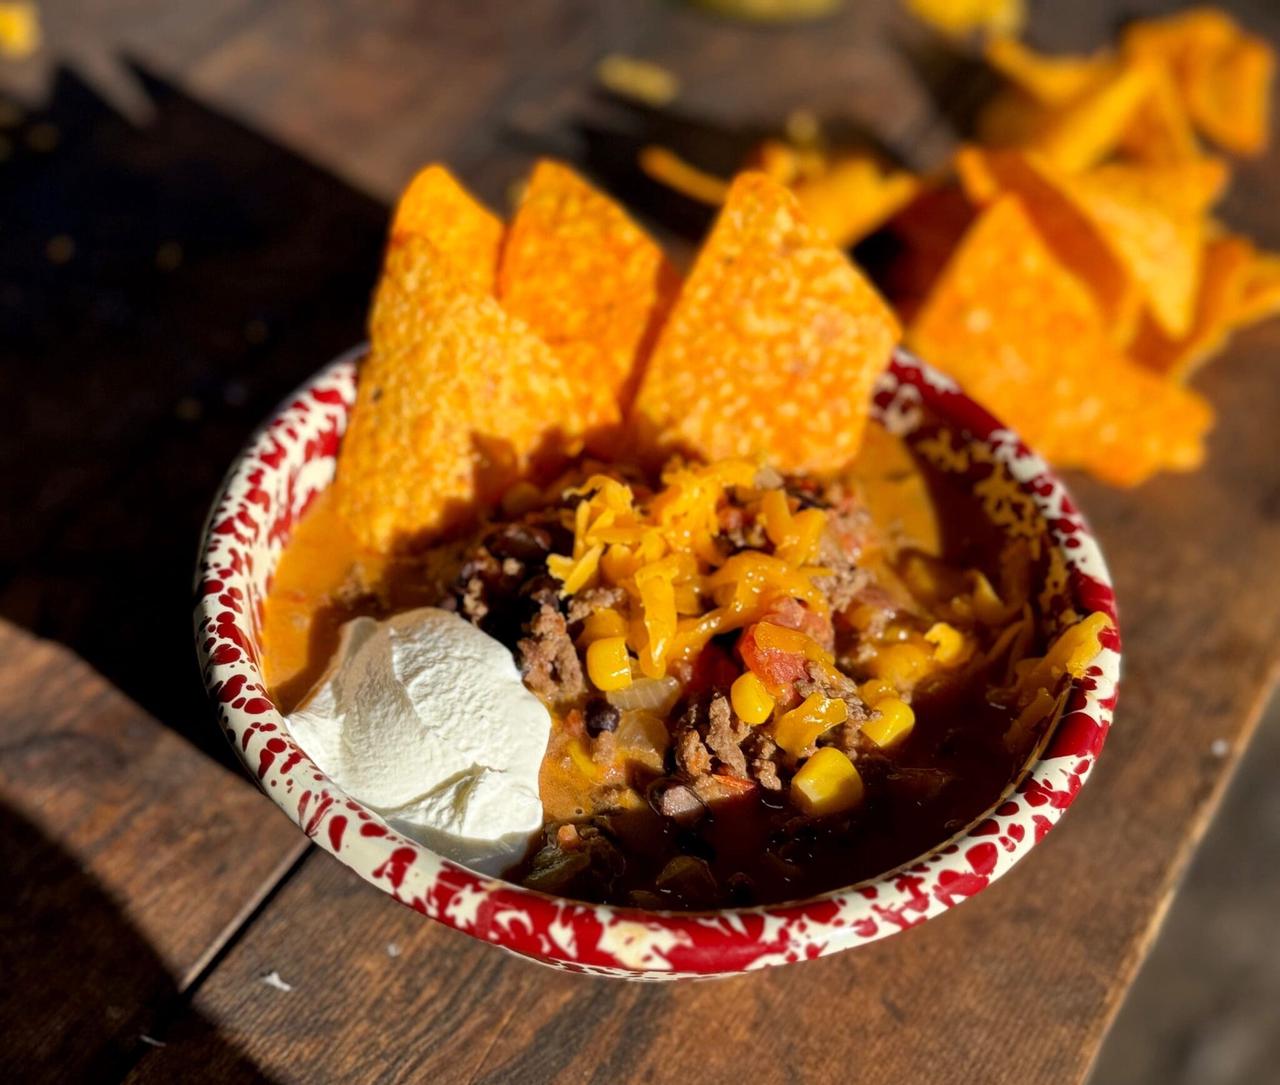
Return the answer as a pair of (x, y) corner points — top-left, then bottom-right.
(333, 163), (899, 551)
(633, 5), (1280, 488)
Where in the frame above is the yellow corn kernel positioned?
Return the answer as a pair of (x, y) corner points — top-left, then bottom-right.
(925, 622), (970, 667)
(587, 636), (633, 692)
(861, 697), (915, 749)
(731, 672), (775, 726)
(774, 694), (848, 756)
(580, 608), (628, 644)
(869, 640), (931, 688)
(791, 748), (865, 816)
(857, 678), (895, 706)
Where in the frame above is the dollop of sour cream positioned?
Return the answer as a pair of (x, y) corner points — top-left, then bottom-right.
(285, 607), (550, 875)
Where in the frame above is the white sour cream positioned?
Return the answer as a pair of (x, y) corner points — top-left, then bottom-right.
(286, 607), (549, 875)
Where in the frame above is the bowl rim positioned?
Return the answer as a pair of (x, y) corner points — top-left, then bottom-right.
(194, 344), (1121, 979)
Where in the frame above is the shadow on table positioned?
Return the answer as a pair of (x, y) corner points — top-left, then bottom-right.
(0, 800), (276, 1083)
(0, 64), (386, 770)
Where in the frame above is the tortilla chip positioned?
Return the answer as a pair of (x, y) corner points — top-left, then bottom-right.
(984, 36), (1110, 105)
(630, 172), (899, 473)
(1123, 8), (1275, 156)
(1234, 249), (1280, 326)
(1129, 234), (1255, 379)
(792, 156), (920, 249)
(336, 236), (584, 550)
(1063, 159), (1224, 338)
(387, 164), (502, 294)
(1024, 59), (1157, 171)
(954, 148), (1140, 342)
(1117, 61), (1203, 165)
(905, 0), (1024, 38)
(498, 160), (679, 450)
(958, 149), (1225, 339)
(908, 196), (1213, 487)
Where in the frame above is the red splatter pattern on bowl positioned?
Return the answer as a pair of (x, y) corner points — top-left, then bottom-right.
(193, 346), (1120, 979)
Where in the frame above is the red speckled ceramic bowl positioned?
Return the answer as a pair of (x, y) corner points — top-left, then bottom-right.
(194, 345), (1120, 979)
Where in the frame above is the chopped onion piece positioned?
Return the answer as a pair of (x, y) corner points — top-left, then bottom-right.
(607, 675), (680, 715)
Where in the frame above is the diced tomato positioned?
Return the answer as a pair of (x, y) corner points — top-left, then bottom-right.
(760, 596), (833, 650)
(738, 623), (808, 703)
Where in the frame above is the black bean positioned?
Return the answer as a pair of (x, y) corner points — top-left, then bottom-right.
(487, 523), (552, 562)
(519, 573), (561, 609)
(584, 696), (620, 736)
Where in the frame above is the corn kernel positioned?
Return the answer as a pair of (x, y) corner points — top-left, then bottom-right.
(580, 608), (628, 644)
(857, 678), (895, 706)
(774, 693), (848, 756)
(925, 622), (970, 667)
(587, 636), (633, 691)
(791, 748), (865, 816)
(869, 641), (931, 688)
(731, 672), (775, 726)
(861, 697), (915, 748)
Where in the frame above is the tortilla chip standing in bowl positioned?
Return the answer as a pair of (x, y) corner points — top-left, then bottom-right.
(629, 171), (900, 474)
(334, 231), (585, 552)
(388, 164), (503, 293)
(498, 159), (680, 453)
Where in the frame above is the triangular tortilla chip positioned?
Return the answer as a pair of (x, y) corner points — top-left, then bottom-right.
(957, 149), (1224, 339)
(388, 164), (502, 293)
(1129, 234), (1255, 379)
(498, 160), (679, 451)
(908, 196), (1213, 487)
(1117, 61), (1203, 165)
(336, 236), (584, 550)
(630, 172), (899, 473)
(954, 148), (1140, 342)
(1123, 8), (1275, 156)
(1062, 159), (1223, 338)
(1024, 60), (1157, 171)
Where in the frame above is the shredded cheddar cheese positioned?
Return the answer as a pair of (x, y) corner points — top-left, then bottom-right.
(545, 459), (833, 679)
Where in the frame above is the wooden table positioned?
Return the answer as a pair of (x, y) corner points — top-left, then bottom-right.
(3, 1), (1278, 1081)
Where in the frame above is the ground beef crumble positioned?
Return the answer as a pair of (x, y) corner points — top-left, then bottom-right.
(517, 603), (586, 707)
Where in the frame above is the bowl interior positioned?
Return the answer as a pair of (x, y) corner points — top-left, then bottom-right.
(195, 347), (1120, 977)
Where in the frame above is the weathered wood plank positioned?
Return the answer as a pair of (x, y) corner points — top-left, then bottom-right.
(0, 622), (307, 1081)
